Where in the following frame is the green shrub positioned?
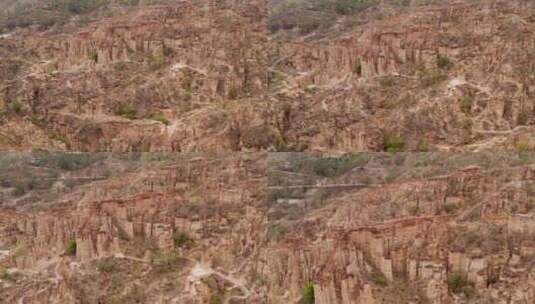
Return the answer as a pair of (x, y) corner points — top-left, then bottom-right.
(292, 154), (370, 177)
(383, 133), (406, 152)
(88, 50), (98, 63)
(96, 258), (116, 273)
(353, 61), (362, 76)
(173, 231), (193, 248)
(56, 154), (92, 171)
(153, 250), (178, 267)
(460, 96), (473, 115)
(437, 55), (453, 70)
(416, 140), (429, 152)
(302, 282), (315, 304)
(149, 113), (170, 126)
(65, 238), (77, 256)
(227, 87), (239, 100)
(116, 104), (136, 120)
(335, 0), (377, 15)
(515, 140), (532, 152)
(1, 267), (11, 281)
(371, 271), (387, 287)
(162, 45), (174, 57)
(148, 53), (165, 70)
(441, 203), (458, 214)
(448, 272), (475, 297)
(418, 69), (447, 87)
(9, 101), (23, 115)
(209, 294), (223, 304)
(114, 62), (127, 71)
(517, 111), (529, 125)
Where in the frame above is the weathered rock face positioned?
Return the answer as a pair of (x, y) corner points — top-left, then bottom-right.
(0, 153), (534, 303)
(1, 0), (270, 152)
(267, 0), (535, 152)
(261, 153), (535, 304)
(1, 0), (535, 151)
(0, 153), (268, 303)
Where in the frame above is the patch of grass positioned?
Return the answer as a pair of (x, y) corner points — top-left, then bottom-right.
(55, 153), (93, 171)
(416, 140), (429, 152)
(353, 61), (362, 76)
(149, 113), (170, 125)
(8, 101), (23, 115)
(517, 111), (529, 126)
(1, 267), (11, 281)
(418, 68), (447, 87)
(440, 203), (458, 214)
(116, 104), (137, 120)
(515, 140), (532, 152)
(448, 272), (475, 298)
(148, 53), (166, 70)
(96, 258), (117, 273)
(302, 282), (315, 304)
(88, 50), (98, 63)
(114, 62), (127, 71)
(371, 271), (388, 287)
(153, 250), (179, 267)
(227, 87), (239, 100)
(173, 231), (194, 249)
(383, 133), (406, 152)
(65, 238), (77, 256)
(292, 154), (370, 177)
(460, 96), (473, 115)
(437, 55), (453, 70)
(267, 223), (289, 242)
(209, 294), (223, 304)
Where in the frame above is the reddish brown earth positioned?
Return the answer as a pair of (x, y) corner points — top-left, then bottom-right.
(0, 0), (534, 152)
(0, 153), (534, 303)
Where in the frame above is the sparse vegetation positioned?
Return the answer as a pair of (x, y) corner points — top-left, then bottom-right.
(416, 140), (429, 152)
(1, 267), (11, 281)
(448, 272), (475, 298)
(227, 87), (239, 100)
(153, 250), (179, 267)
(383, 133), (406, 152)
(460, 96), (473, 115)
(437, 55), (453, 70)
(515, 140), (533, 152)
(268, 0), (378, 34)
(116, 104), (137, 120)
(88, 50), (98, 63)
(302, 282), (315, 304)
(65, 238), (77, 256)
(173, 231), (193, 248)
(291, 154), (370, 177)
(96, 258), (117, 273)
(371, 271), (388, 287)
(209, 294), (223, 304)
(149, 113), (170, 125)
(353, 61), (362, 76)
(418, 68), (447, 87)
(1, 0), (111, 31)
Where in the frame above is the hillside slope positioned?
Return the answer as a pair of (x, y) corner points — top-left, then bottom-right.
(0, 0), (534, 151)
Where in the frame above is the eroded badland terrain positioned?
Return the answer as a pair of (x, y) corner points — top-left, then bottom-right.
(0, 152), (534, 303)
(0, 0), (534, 152)
(1, 0), (535, 303)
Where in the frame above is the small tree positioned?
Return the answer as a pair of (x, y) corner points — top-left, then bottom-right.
(173, 231), (193, 248)
(448, 272), (475, 298)
(116, 104), (136, 120)
(65, 238), (77, 256)
(437, 55), (453, 70)
(353, 61), (362, 76)
(303, 282), (315, 304)
(383, 133), (406, 152)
